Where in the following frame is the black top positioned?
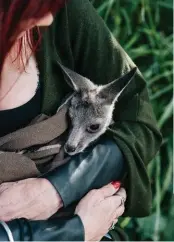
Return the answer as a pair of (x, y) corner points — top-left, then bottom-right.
(0, 86), (41, 137)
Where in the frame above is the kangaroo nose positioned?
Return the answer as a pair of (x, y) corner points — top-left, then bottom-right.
(65, 144), (76, 153)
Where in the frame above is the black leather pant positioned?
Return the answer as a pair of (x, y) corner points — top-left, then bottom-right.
(0, 137), (126, 241)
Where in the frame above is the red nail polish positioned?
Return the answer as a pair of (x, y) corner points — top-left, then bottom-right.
(111, 181), (121, 189)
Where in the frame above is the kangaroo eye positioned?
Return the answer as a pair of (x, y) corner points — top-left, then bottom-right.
(87, 124), (100, 133)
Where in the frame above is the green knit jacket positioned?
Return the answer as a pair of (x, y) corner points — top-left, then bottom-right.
(37, 0), (162, 217)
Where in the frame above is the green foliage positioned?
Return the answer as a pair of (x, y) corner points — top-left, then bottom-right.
(92, 0), (173, 240)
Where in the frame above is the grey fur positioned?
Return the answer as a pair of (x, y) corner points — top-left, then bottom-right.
(58, 63), (137, 155)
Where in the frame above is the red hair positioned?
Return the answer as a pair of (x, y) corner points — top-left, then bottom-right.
(0, 0), (66, 73)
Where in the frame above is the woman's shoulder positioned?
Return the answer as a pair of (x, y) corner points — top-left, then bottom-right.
(52, 0), (97, 31)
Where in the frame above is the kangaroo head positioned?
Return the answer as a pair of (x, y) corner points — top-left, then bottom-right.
(58, 63), (137, 155)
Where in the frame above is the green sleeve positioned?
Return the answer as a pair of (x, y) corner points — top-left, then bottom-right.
(61, 0), (162, 217)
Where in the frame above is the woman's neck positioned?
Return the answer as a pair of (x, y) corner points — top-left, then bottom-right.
(0, 40), (39, 110)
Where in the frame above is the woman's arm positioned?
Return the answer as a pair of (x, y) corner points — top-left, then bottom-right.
(0, 185), (126, 241)
(0, 216), (84, 241)
(0, 140), (125, 222)
(0, 217), (84, 241)
(43, 137), (126, 207)
(44, 0), (162, 217)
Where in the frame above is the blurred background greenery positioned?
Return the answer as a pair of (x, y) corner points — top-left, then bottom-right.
(92, 0), (173, 240)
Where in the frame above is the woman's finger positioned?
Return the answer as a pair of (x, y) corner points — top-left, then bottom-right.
(113, 203), (125, 218)
(115, 188), (127, 201)
(102, 197), (125, 224)
(99, 182), (121, 198)
(104, 193), (126, 211)
(108, 218), (118, 230)
(114, 218), (118, 224)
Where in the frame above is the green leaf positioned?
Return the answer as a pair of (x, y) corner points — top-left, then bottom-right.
(150, 84), (173, 100)
(158, 97), (173, 128)
(137, 214), (167, 240)
(153, 156), (161, 241)
(148, 70), (173, 86)
(158, 1), (173, 9)
(104, 0), (115, 23)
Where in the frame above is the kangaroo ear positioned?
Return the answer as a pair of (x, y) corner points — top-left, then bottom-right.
(98, 67), (137, 103)
(58, 62), (95, 91)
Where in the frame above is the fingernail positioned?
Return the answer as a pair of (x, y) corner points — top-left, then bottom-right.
(111, 181), (121, 189)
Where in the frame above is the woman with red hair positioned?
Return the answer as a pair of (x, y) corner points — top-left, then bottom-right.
(0, 0), (161, 241)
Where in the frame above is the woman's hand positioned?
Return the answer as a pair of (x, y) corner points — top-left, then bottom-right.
(75, 183), (126, 242)
(0, 178), (63, 221)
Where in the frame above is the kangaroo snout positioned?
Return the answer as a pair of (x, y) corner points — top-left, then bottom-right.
(64, 143), (77, 155)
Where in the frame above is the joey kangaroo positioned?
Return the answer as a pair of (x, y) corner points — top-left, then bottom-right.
(58, 63), (137, 156)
